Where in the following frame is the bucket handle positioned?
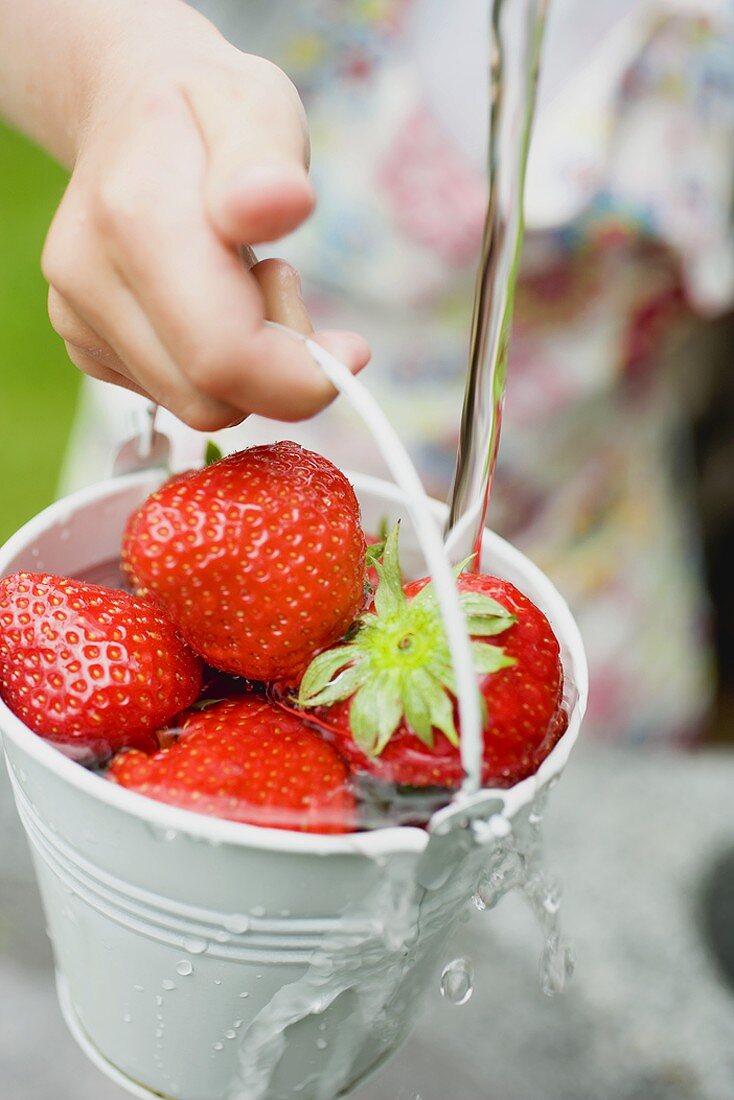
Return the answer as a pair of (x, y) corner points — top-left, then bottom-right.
(275, 327), (486, 804)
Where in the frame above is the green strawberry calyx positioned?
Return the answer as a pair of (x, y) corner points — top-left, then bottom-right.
(297, 524), (517, 757)
(204, 440), (223, 466)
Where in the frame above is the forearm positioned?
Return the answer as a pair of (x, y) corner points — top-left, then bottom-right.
(0, 0), (222, 166)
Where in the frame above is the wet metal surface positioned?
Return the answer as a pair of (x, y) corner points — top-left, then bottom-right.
(2, 742), (734, 1100)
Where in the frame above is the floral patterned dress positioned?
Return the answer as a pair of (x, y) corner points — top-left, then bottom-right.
(62, 0), (734, 743)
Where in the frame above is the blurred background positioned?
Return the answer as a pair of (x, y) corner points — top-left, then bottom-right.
(2, 0), (734, 1096)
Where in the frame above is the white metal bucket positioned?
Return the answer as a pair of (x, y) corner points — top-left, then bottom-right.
(0, 468), (586, 1100)
(0, 337), (587, 1099)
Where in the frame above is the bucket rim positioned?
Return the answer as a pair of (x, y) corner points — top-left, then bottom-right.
(0, 470), (587, 858)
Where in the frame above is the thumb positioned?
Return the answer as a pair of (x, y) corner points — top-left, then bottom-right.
(185, 59), (315, 245)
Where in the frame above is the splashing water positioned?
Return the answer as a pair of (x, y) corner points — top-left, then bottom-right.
(472, 791), (574, 997)
(226, 860), (429, 1100)
(440, 958), (475, 1006)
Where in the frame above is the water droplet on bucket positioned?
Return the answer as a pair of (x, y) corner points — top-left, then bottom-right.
(133, 984), (144, 993)
(239, 991), (250, 999)
(223, 913), (250, 934)
(155, 1028), (164, 1039)
(440, 958), (474, 1006)
(175, 960), (193, 977)
(233, 1019), (243, 1028)
(123, 1013), (132, 1023)
(155, 995), (163, 1006)
(225, 1030), (236, 1040)
(213, 1042), (224, 1052)
(182, 936), (207, 955)
(250, 905), (266, 918)
(162, 979), (175, 991)
(214, 979), (222, 986)
(316, 1038), (327, 1050)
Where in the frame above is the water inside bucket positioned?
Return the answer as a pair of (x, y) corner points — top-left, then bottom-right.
(64, 556), (568, 837)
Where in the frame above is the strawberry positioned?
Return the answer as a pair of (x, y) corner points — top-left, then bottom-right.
(293, 525), (566, 788)
(107, 695), (355, 833)
(122, 442), (367, 683)
(0, 573), (202, 755)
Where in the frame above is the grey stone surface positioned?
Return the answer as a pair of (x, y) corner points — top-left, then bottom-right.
(2, 741), (733, 1099)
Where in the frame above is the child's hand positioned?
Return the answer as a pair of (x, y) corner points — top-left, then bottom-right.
(40, 46), (369, 430)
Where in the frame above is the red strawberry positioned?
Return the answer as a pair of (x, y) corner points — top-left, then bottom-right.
(107, 695), (355, 833)
(122, 442), (367, 683)
(0, 573), (202, 755)
(293, 525), (566, 788)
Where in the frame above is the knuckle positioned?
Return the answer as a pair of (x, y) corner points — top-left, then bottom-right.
(242, 56), (308, 134)
(184, 342), (240, 395)
(41, 225), (72, 293)
(280, 385), (331, 423)
(175, 396), (235, 433)
(94, 176), (136, 237)
(64, 342), (97, 377)
(46, 289), (74, 341)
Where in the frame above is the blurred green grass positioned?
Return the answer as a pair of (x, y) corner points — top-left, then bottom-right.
(0, 122), (79, 544)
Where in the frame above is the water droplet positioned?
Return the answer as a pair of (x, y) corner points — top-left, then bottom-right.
(162, 979), (175, 991)
(440, 958), (474, 1006)
(239, 991), (250, 999)
(255, 973), (263, 980)
(225, 1030), (236, 1040)
(148, 825), (178, 842)
(123, 1013), (132, 1023)
(175, 960), (193, 977)
(233, 1019), (243, 1028)
(155, 1028), (164, 1039)
(213, 1042), (224, 1052)
(155, 995), (163, 1006)
(133, 984), (145, 993)
(541, 940), (575, 997)
(489, 813), (511, 837)
(223, 914), (250, 934)
(214, 979), (222, 986)
(316, 1038), (327, 1050)
(214, 930), (230, 943)
(318, 1022), (327, 1032)
(250, 905), (266, 918)
(182, 936), (207, 955)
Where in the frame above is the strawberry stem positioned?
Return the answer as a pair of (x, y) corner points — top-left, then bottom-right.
(297, 524), (517, 756)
